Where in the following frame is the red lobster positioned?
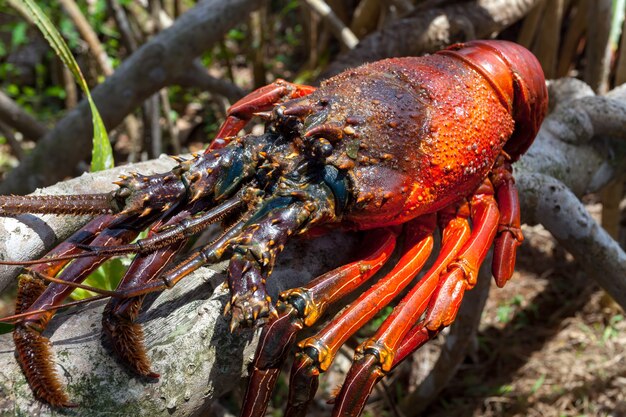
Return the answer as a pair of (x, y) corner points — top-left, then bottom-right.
(0, 40), (547, 416)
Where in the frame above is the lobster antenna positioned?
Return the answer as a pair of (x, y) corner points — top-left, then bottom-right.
(29, 270), (122, 296)
(75, 194), (246, 257)
(0, 251), (118, 266)
(0, 193), (116, 216)
(0, 294), (110, 324)
(0, 194), (246, 266)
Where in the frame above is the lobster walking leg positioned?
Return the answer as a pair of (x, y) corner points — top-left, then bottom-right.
(103, 210), (254, 300)
(284, 216), (436, 417)
(102, 198), (222, 376)
(490, 159), (524, 287)
(102, 241), (186, 377)
(105, 198), (315, 327)
(330, 189), (498, 416)
(211, 80), (316, 150)
(10, 214), (119, 407)
(101, 204), (207, 377)
(13, 213), (157, 407)
(240, 228), (398, 417)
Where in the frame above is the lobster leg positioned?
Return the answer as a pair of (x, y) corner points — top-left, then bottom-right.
(284, 216), (436, 417)
(101, 209), (255, 300)
(13, 213), (157, 407)
(8, 214), (118, 406)
(101, 203), (208, 378)
(490, 159), (524, 287)
(75, 194), (243, 258)
(102, 241), (186, 377)
(330, 185), (498, 417)
(240, 228), (398, 417)
(211, 80), (316, 150)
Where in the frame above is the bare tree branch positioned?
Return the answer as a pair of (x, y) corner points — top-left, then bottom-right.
(107, 0), (139, 53)
(0, 121), (24, 160)
(0, 0), (262, 196)
(584, 0), (613, 93)
(172, 61), (246, 102)
(517, 172), (626, 308)
(59, 0), (114, 76)
(0, 155), (179, 293)
(532, 0), (563, 79)
(303, 0), (359, 49)
(323, 0), (543, 76)
(0, 91), (48, 142)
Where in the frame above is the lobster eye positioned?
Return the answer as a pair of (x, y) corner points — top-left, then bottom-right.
(273, 105), (285, 120)
(272, 105), (303, 135)
(322, 164), (349, 213)
(318, 139), (334, 158)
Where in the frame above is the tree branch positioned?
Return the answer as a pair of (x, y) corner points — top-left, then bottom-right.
(0, 0), (262, 196)
(323, 0), (543, 76)
(172, 61), (246, 102)
(0, 90), (48, 142)
(59, 0), (114, 76)
(303, 0), (359, 49)
(0, 155), (178, 293)
(517, 172), (626, 308)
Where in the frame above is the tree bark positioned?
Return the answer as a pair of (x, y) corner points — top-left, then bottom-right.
(0, 0), (261, 196)
(323, 0), (543, 77)
(0, 91), (48, 141)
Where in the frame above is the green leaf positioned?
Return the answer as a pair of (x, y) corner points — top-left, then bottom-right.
(9, 0), (114, 172)
(0, 322), (14, 335)
(11, 21), (28, 47)
(70, 258), (126, 300)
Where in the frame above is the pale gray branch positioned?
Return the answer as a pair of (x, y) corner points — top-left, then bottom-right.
(323, 0), (543, 76)
(0, 155), (179, 293)
(517, 173), (626, 309)
(303, 0), (359, 49)
(0, 215), (358, 416)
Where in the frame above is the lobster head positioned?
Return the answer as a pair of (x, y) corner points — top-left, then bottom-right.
(441, 40), (548, 160)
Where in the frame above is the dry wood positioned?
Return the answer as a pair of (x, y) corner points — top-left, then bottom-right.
(59, 0), (114, 76)
(323, 0), (544, 77)
(584, 0), (613, 93)
(0, 91), (48, 142)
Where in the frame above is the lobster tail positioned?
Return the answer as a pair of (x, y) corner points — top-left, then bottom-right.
(441, 40), (548, 160)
